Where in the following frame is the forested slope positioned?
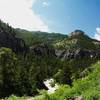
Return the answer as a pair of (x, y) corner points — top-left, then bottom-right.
(0, 20), (100, 100)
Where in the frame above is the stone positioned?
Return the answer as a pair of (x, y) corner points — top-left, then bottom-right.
(74, 96), (83, 100)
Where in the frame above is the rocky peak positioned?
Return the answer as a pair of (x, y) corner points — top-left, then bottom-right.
(69, 30), (85, 37)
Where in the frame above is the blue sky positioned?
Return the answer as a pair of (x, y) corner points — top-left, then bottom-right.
(32, 0), (100, 37)
(0, 0), (100, 40)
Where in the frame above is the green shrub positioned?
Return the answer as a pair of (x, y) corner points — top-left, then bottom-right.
(7, 95), (26, 100)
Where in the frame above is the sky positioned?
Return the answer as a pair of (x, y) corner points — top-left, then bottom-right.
(0, 0), (100, 40)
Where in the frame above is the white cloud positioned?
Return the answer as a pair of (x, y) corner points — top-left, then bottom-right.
(94, 27), (100, 41)
(96, 27), (100, 34)
(0, 0), (49, 32)
(43, 1), (49, 7)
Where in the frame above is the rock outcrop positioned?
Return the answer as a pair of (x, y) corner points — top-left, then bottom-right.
(55, 48), (100, 60)
(55, 30), (100, 60)
(30, 44), (56, 57)
(69, 30), (85, 37)
(30, 43), (100, 60)
(0, 26), (27, 54)
(0, 20), (100, 60)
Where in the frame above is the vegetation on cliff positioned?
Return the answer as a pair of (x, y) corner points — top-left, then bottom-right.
(0, 20), (100, 100)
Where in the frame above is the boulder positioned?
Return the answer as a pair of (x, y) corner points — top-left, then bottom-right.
(68, 96), (83, 100)
(74, 96), (83, 100)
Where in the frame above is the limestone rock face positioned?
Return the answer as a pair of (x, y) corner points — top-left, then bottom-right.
(55, 48), (100, 60)
(69, 30), (84, 37)
(30, 43), (100, 60)
(30, 44), (56, 56)
(0, 28), (27, 54)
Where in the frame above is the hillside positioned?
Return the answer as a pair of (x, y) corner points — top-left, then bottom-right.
(30, 61), (100, 100)
(0, 20), (27, 54)
(16, 28), (66, 46)
(54, 30), (100, 50)
(6, 61), (100, 100)
(0, 20), (100, 100)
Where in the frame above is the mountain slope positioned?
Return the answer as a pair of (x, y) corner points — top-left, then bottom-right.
(0, 20), (100, 99)
(54, 30), (100, 50)
(50, 61), (100, 100)
(0, 20), (27, 54)
(7, 61), (100, 100)
(54, 30), (100, 60)
(16, 28), (67, 46)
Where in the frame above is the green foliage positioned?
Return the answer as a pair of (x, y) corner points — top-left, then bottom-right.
(54, 38), (78, 49)
(16, 29), (66, 46)
(0, 20), (16, 36)
(7, 95), (26, 100)
(54, 32), (100, 50)
(0, 47), (63, 97)
(31, 61), (100, 100)
(0, 48), (37, 97)
(46, 61), (100, 100)
(0, 20), (100, 100)
(0, 48), (20, 97)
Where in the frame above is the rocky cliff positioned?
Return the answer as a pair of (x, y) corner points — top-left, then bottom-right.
(30, 44), (56, 56)
(0, 20), (27, 54)
(0, 20), (100, 60)
(30, 30), (100, 60)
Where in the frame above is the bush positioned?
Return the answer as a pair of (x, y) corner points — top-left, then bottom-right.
(7, 95), (26, 100)
(36, 61), (100, 100)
